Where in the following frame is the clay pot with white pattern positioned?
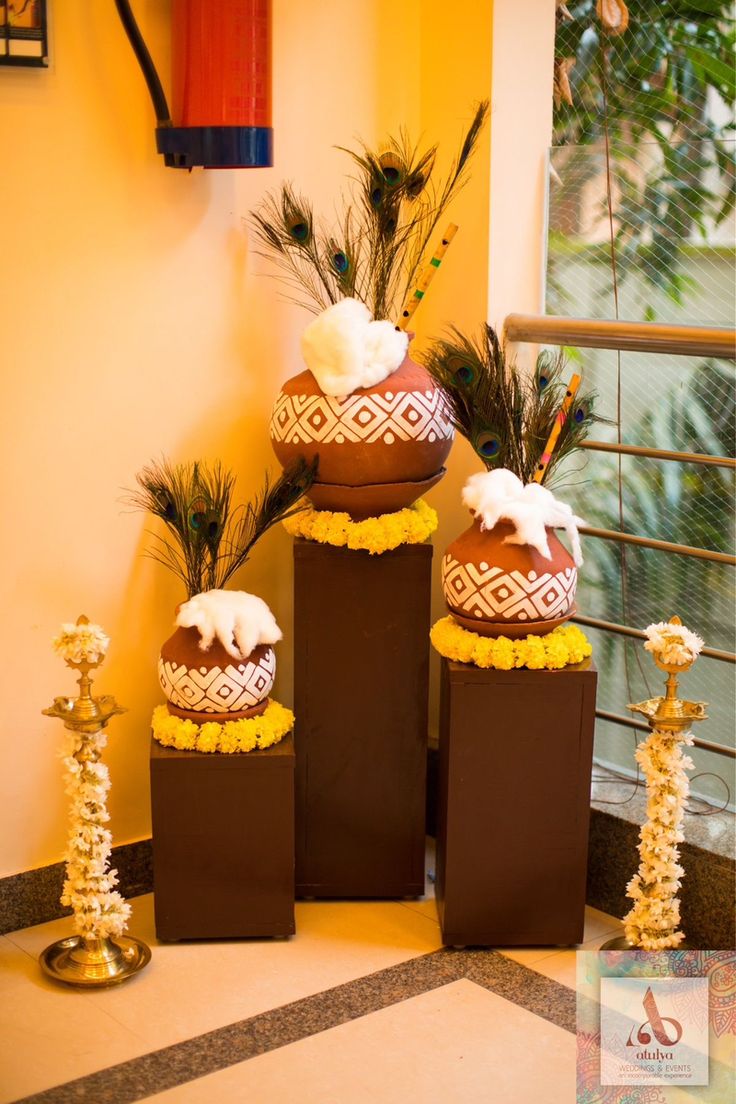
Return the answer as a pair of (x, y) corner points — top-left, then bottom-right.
(158, 627), (275, 722)
(270, 346), (454, 519)
(442, 518), (578, 638)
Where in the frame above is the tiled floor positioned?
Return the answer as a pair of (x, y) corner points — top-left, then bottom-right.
(149, 982), (575, 1104)
(0, 843), (624, 1104)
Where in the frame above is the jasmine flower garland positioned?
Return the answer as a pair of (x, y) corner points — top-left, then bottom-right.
(623, 724), (695, 951)
(50, 619), (130, 941)
(430, 616), (592, 670)
(54, 621), (110, 665)
(283, 499), (438, 554)
(60, 727), (131, 940)
(644, 621), (704, 667)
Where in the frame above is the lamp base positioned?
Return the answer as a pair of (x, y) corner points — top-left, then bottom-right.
(40, 934), (151, 988)
(599, 934), (695, 951)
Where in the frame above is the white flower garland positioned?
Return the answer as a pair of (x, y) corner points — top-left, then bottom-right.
(623, 726), (695, 951)
(53, 621), (110, 664)
(59, 728), (131, 940)
(644, 621), (703, 667)
(51, 619), (130, 941)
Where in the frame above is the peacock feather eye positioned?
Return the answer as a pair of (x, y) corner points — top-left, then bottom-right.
(332, 251), (349, 273)
(156, 491), (177, 522)
(288, 220), (309, 243)
(205, 510), (221, 540)
(475, 432), (502, 461)
(538, 374), (549, 390)
(447, 354), (476, 387)
(573, 398), (590, 424)
(379, 151), (405, 187)
(406, 171), (426, 197)
(371, 186), (384, 207)
(188, 495), (208, 533)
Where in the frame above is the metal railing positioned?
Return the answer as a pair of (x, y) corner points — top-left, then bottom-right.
(578, 440), (736, 470)
(505, 314), (736, 359)
(505, 313), (736, 762)
(595, 710), (736, 760)
(577, 526), (736, 567)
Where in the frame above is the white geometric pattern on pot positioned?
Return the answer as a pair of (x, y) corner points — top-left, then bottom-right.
(158, 649), (276, 714)
(442, 555), (577, 623)
(270, 389), (453, 446)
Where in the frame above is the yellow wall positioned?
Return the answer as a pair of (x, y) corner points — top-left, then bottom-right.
(0, 0), (498, 876)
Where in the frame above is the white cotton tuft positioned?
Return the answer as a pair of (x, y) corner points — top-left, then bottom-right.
(461, 468), (586, 566)
(301, 297), (409, 397)
(176, 590), (282, 660)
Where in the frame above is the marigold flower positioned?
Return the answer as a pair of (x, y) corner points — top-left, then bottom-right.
(430, 616), (592, 671)
(151, 702), (294, 754)
(284, 499), (438, 554)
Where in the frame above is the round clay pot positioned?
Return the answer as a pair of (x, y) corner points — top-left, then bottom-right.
(442, 519), (578, 637)
(270, 348), (453, 516)
(158, 626), (275, 722)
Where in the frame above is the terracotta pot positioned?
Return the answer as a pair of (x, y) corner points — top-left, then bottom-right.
(158, 626), (275, 722)
(442, 519), (577, 637)
(270, 348), (453, 517)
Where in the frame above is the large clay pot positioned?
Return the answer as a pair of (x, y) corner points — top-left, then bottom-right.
(270, 348), (453, 518)
(158, 626), (275, 722)
(442, 519), (577, 638)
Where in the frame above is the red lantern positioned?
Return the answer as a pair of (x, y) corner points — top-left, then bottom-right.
(115, 0), (272, 169)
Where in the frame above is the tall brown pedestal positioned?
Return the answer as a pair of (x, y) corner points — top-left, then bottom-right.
(436, 657), (597, 946)
(294, 539), (432, 897)
(150, 733), (295, 940)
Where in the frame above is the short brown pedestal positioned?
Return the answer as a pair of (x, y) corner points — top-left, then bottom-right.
(294, 539), (432, 897)
(150, 732), (295, 940)
(436, 658), (597, 946)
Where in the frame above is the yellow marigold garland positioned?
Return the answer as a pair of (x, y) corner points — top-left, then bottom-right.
(430, 616), (592, 670)
(283, 498), (437, 554)
(151, 700), (294, 754)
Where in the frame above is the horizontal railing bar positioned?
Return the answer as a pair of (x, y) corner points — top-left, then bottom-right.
(573, 614), (736, 664)
(579, 525), (736, 565)
(595, 709), (736, 759)
(580, 440), (736, 470)
(504, 313), (736, 358)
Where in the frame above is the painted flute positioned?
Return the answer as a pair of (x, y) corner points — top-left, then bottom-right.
(397, 223), (458, 331)
(533, 373), (582, 483)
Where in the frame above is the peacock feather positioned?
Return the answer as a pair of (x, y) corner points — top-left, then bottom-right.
(127, 456), (317, 598)
(249, 101), (489, 321)
(422, 325), (600, 484)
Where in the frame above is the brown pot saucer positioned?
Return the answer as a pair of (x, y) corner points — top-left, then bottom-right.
(306, 469), (446, 520)
(164, 698), (269, 724)
(448, 607), (576, 639)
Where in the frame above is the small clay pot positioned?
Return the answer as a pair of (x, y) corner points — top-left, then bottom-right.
(158, 626), (275, 722)
(442, 519), (577, 637)
(270, 348), (453, 516)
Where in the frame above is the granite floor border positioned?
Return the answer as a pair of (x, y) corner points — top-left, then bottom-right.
(0, 840), (153, 935)
(586, 807), (736, 949)
(10, 948), (576, 1104)
(4, 812), (734, 948)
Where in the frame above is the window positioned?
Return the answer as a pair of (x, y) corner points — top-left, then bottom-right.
(546, 0), (735, 806)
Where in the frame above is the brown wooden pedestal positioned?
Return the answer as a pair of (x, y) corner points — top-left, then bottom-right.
(150, 732), (295, 940)
(294, 539), (432, 897)
(436, 658), (597, 946)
